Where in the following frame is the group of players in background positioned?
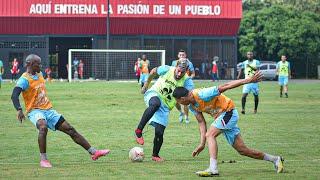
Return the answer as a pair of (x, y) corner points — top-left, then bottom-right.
(9, 50), (290, 177)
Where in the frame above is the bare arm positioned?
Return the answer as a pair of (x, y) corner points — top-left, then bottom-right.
(192, 111), (207, 157)
(219, 71), (263, 93)
(190, 71), (196, 79)
(141, 67), (158, 94)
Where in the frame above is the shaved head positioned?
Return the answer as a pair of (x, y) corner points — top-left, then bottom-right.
(26, 54), (41, 64)
(25, 54), (41, 74)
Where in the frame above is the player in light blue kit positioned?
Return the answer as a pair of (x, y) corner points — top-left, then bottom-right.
(276, 55), (291, 98)
(171, 49), (195, 124)
(237, 51), (261, 114)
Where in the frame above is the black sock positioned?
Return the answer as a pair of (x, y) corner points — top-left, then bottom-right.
(254, 94), (259, 111)
(153, 123), (165, 157)
(241, 94), (248, 111)
(137, 97), (161, 136)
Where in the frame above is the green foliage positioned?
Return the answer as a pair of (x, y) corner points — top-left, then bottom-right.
(239, 2), (320, 78)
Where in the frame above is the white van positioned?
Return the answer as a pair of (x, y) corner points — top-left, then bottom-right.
(259, 61), (277, 80)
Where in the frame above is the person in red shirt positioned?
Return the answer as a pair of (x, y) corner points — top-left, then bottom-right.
(45, 67), (52, 82)
(134, 58), (141, 83)
(11, 58), (20, 82)
(78, 60), (84, 79)
(211, 59), (219, 82)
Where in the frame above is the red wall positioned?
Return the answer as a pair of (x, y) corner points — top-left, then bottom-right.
(0, 0), (242, 36)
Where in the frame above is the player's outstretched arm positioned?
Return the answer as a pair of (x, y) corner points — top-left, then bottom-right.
(141, 67), (158, 94)
(218, 71), (263, 93)
(11, 87), (25, 123)
(192, 112), (207, 157)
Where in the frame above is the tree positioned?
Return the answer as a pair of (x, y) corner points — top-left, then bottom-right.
(238, 4), (320, 78)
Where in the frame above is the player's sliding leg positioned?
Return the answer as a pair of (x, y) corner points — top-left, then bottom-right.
(232, 134), (284, 173)
(241, 93), (248, 114)
(135, 96), (161, 145)
(37, 119), (52, 168)
(253, 94), (259, 114)
(57, 119), (110, 161)
(196, 126), (220, 177)
(152, 122), (165, 162)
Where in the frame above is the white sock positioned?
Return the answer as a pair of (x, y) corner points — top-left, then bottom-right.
(263, 153), (278, 163)
(40, 153), (47, 160)
(87, 147), (97, 155)
(209, 157), (217, 170)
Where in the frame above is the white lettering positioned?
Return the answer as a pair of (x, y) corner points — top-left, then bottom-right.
(185, 5), (221, 16)
(117, 4), (150, 15)
(153, 5), (165, 15)
(29, 3), (51, 15)
(101, 4), (113, 14)
(169, 5), (181, 15)
(54, 4), (98, 15)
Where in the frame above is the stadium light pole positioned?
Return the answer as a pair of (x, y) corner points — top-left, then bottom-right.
(106, 0), (110, 80)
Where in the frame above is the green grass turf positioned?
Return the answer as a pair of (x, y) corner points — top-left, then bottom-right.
(1, 80), (319, 179)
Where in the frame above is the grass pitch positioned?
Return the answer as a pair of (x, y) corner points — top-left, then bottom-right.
(1, 80), (319, 179)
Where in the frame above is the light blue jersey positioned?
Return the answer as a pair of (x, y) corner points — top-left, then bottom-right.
(16, 73), (42, 90)
(171, 59), (195, 72)
(239, 59), (260, 95)
(16, 72), (62, 131)
(239, 59), (261, 79)
(189, 87), (220, 115)
(145, 65), (194, 127)
(189, 87), (240, 145)
(276, 61), (290, 86)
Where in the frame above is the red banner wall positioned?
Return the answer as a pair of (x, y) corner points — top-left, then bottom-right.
(0, 0), (242, 35)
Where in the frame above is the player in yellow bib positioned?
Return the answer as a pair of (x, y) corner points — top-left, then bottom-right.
(134, 59), (194, 162)
(171, 49), (195, 124)
(237, 51), (261, 114)
(276, 55), (291, 98)
(173, 71), (284, 176)
(11, 54), (110, 168)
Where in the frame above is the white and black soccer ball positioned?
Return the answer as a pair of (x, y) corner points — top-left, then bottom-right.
(129, 147), (144, 162)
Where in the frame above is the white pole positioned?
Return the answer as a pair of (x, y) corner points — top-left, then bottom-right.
(161, 50), (166, 66)
(68, 50), (72, 82)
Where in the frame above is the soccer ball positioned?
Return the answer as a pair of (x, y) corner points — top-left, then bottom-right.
(129, 147), (144, 162)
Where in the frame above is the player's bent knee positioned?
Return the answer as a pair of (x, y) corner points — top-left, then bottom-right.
(149, 97), (161, 109)
(36, 119), (47, 130)
(206, 128), (219, 138)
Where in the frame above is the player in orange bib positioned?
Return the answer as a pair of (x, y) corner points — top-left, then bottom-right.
(11, 54), (110, 168)
(173, 71), (284, 176)
(139, 54), (150, 88)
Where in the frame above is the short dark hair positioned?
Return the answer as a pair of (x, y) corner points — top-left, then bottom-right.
(173, 87), (189, 99)
(179, 49), (186, 53)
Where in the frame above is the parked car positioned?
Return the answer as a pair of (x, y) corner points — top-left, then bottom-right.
(259, 61), (277, 80)
(237, 61), (277, 80)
